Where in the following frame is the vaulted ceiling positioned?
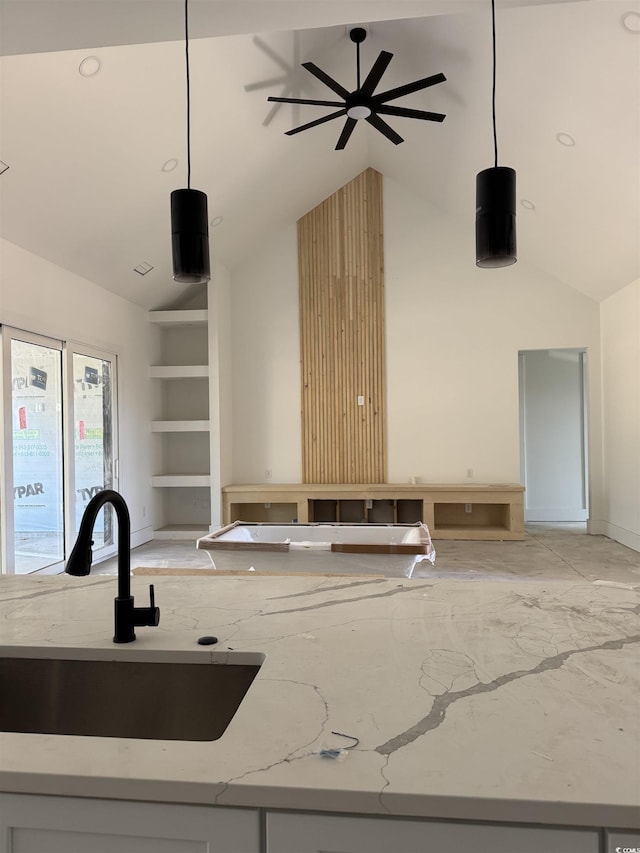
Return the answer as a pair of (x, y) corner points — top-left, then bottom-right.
(1, 0), (638, 310)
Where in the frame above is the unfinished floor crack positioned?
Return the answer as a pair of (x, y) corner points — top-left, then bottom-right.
(528, 533), (591, 582)
(376, 631), (640, 755)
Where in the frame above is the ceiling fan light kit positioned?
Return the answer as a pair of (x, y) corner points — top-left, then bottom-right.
(171, 0), (210, 284)
(475, 0), (517, 268)
(267, 27), (446, 150)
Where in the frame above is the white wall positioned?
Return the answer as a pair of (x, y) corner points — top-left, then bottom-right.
(227, 178), (605, 525)
(0, 238), (154, 547)
(231, 224), (301, 484)
(383, 178), (604, 527)
(599, 279), (640, 551)
(208, 260), (233, 527)
(383, 177), (602, 488)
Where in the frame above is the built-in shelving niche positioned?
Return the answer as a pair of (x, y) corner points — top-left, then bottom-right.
(149, 306), (211, 539)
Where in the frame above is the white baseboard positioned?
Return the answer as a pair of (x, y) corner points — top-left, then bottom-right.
(590, 519), (640, 552)
(130, 525), (154, 549)
(597, 521), (640, 553)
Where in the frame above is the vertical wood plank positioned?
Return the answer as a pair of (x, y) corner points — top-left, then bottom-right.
(299, 169), (386, 484)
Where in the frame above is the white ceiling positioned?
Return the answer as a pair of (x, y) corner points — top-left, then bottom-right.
(1, 0), (638, 310)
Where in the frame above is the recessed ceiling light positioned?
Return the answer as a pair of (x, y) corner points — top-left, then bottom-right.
(520, 199), (535, 210)
(622, 11), (640, 32)
(556, 132), (576, 147)
(79, 56), (102, 77)
(0, 160), (9, 175)
(210, 216), (224, 228)
(133, 262), (154, 276)
(161, 158), (178, 172)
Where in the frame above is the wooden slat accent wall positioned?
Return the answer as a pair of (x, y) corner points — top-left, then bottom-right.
(298, 168), (386, 484)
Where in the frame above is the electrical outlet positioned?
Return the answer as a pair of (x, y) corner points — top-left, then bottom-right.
(357, 395), (365, 406)
(265, 469), (272, 479)
(466, 468), (473, 479)
(465, 503), (473, 513)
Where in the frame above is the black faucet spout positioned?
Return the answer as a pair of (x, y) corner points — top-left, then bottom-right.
(66, 489), (160, 643)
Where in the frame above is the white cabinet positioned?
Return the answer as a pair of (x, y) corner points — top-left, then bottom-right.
(266, 811), (600, 853)
(149, 306), (213, 539)
(0, 794), (627, 852)
(605, 831), (640, 852)
(0, 794), (260, 853)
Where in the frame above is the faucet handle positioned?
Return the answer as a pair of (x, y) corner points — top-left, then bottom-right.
(129, 585), (161, 630)
(146, 583), (160, 627)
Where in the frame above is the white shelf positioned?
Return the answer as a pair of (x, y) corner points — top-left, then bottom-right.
(152, 474), (211, 488)
(148, 309), (208, 327)
(153, 524), (210, 540)
(149, 365), (209, 379)
(151, 420), (210, 432)
(149, 302), (213, 537)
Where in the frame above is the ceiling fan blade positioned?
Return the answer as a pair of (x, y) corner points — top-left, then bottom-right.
(376, 104), (446, 122)
(284, 108), (347, 136)
(268, 96), (345, 108)
(335, 117), (358, 150)
(302, 61), (351, 99)
(366, 113), (404, 145)
(373, 72), (447, 104)
(359, 51), (393, 96)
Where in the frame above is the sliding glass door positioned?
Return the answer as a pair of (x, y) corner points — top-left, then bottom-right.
(9, 335), (65, 573)
(0, 327), (118, 574)
(71, 351), (116, 553)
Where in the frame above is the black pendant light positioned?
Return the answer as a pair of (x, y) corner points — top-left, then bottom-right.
(171, 0), (210, 283)
(476, 0), (517, 268)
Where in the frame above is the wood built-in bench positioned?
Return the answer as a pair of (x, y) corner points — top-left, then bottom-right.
(222, 483), (525, 541)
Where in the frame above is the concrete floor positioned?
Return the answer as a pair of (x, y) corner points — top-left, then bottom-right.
(94, 523), (640, 586)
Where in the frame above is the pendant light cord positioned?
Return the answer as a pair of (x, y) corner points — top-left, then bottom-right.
(491, 0), (498, 168)
(356, 40), (361, 90)
(184, 0), (191, 189)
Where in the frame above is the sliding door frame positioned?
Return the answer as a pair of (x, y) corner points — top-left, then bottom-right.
(0, 326), (119, 574)
(0, 327), (65, 574)
(64, 340), (119, 564)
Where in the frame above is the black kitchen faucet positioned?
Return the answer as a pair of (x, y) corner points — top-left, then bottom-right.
(66, 489), (160, 643)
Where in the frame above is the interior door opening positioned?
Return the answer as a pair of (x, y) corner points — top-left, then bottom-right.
(518, 348), (589, 524)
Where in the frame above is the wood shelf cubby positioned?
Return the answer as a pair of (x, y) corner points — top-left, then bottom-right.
(222, 484), (525, 540)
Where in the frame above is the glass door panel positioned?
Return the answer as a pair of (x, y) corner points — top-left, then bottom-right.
(1, 329), (118, 574)
(11, 338), (64, 573)
(72, 352), (115, 551)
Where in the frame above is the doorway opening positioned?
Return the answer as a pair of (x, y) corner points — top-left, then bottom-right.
(518, 348), (589, 524)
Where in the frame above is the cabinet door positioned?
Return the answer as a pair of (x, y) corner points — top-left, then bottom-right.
(0, 794), (260, 853)
(266, 811), (599, 853)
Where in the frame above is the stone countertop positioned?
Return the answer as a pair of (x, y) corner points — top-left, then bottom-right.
(0, 573), (639, 829)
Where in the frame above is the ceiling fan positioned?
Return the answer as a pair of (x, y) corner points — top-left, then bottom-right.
(267, 27), (446, 150)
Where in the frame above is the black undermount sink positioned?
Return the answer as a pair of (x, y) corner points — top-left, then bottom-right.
(0, 648), (264, 741)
